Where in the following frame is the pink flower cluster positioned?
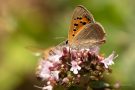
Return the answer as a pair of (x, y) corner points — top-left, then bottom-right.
(35, 46), (117, 90)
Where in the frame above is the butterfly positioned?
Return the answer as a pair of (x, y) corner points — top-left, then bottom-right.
(27, 5), (106, 58)
(52, 5), (106, 51)
(68, 5), (106, 49)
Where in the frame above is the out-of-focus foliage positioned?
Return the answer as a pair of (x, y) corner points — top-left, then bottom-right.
(0, 0), (135, 90)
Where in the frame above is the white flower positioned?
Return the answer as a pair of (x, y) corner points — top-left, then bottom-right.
(101, 52), (117, 68)
(42, 85), (53, 90)
(48, 50), (62, 63)
(48, 55), (61, 63)
(70, 60), (81, 74)
(38, 60), (53, 80)
(51, 71), (60, 81)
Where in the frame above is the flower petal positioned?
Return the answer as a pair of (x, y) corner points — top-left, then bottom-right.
(101, 52), (116, 68)
(42, 85), (53, 90)
(73, 69), (78, 74)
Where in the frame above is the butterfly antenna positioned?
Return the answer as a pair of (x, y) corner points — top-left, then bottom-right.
(53, 37), (66, 40)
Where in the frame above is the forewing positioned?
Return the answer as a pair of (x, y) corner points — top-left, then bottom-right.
(71, 23), (106, 49)
(68, 5), (95, 44)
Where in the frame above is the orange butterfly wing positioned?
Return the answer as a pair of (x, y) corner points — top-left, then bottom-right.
(68, 5), (106, 49)
(68, 5), (95, 45)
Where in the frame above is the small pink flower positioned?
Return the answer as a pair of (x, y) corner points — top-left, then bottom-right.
(42, 85), (53, 90)
(48, 50), (62, 63)
(50, 71), (60, 81)
(38, 60), (53, 80)
(70, 60), (81, 74)
(48, 55), (61, 63)
(101, 52), (117, 68)
(62, 77), (69, 83)
(39, 71), (51, 80)
(42, 59), (53, 68)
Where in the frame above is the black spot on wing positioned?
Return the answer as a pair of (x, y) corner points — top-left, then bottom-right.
(82, 22), (86, 25)
(77, 17), (82, 20)
(74, 23), (78, 26)
(73, 29), (76, 31)
(72, 34), (75, 36)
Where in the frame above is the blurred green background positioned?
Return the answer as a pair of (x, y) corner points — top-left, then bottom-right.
(0, 0), (135, 90)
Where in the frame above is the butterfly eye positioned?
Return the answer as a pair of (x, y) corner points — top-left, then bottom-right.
(66, 40), (68, 44)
